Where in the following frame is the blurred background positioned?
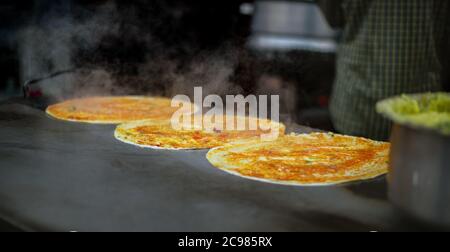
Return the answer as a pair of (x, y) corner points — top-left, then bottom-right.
(0, 0), (339, 130)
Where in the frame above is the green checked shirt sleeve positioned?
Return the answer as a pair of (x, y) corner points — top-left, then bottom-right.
(330, 0), (450, 140)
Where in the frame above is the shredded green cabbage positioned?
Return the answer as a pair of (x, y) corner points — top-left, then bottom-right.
(376, 93), (450, 135)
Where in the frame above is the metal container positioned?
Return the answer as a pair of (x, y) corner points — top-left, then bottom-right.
(389, 124), (450, 227)
(378, 95), (450, 227)
(246, 0), (340, 53)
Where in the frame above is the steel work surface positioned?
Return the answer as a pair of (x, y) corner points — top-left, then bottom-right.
(0, 101), (423, 231)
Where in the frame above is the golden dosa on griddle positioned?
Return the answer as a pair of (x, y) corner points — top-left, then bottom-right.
(206, 132), (390, 186)
(46, 96), (194, 124)
(114, 115), (285, 150)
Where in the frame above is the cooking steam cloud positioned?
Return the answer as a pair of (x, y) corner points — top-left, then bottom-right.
(18, 1), (299, 123)
(19, 2), (240, 97)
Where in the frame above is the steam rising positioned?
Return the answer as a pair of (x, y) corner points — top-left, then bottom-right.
(18, 1), (304, 126)
(18, 2), (243, 101)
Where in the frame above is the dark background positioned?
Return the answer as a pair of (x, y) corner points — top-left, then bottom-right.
(0, 0), (336, 129)
(0, 0), (250, 91)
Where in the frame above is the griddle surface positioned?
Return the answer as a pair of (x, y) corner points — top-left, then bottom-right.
(0, 101), (418, 231)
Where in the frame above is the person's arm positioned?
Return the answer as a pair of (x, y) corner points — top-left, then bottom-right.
(315, 0), (345, 29)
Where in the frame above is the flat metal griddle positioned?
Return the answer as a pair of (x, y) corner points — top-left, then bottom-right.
(0, 100), (423, 231)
